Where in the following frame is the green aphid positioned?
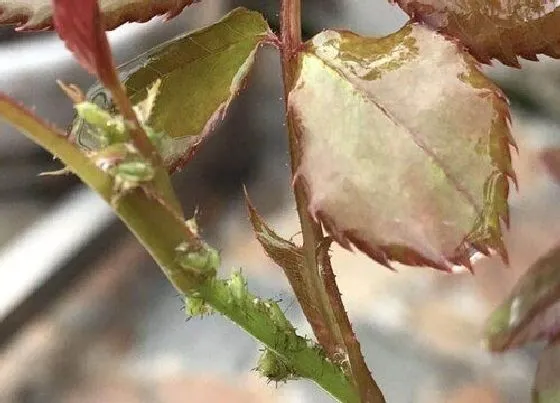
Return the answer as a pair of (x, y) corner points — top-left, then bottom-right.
(256, 349), (297, 383)
(74, 101), (128, 147)
(92, 143), (155, 199)
(72, 87), (166, 155)
(175, 241), (219, 278)
(266, 301), (293, 330)
(227, 271), (248, 302)
(184, 293), (212, 317)
(114, 160), (156, 184)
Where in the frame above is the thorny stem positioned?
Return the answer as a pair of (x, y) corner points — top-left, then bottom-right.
(279, 1), (386, 402)
(279, 0), (344, 359)
(320, 244), (386, 403)
(198, 279), (359, 403)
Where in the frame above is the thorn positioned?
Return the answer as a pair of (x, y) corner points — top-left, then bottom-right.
(289, 231), (302, 242)
(263, 32), (281, 48)
(57, 80), (86, 103)
(38, 167), (71, 176)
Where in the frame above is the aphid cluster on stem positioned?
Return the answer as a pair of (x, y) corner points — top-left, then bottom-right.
(256, 348), (299, 383)
(91, 142), (155, 203)
(67, 86), (166, 205)
(175, 241), (220, 279)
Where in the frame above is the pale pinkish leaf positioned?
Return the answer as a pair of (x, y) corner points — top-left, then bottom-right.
(289, 24), (515, 271)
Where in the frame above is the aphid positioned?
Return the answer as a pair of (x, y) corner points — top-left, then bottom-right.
(256, 349), (297, 383)
(71, 88), (118, 149)
(91, 143), (155, 200)
(184, 293), (212, 317)
(74, 99), (128, 147)
(227, 271), (248, 302)
(175, 241), (219, 278)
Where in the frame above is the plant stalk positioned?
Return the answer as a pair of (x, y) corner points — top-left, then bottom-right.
(279, 1), (386, 401)
(199, 279), (359, 403)
(320, 245), (387, 403)
(279, 0), (344, 359)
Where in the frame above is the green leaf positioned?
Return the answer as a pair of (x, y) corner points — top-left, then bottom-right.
(485, 245), (560, 352)
(393, 0), (560, 67)
(533, 339), (560, 403)
(72, 7), (272, 172)
(289, 24), (515, 272)
(0, 0), (197, 31)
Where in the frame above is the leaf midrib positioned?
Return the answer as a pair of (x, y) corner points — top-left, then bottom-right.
(305, 50), (482, 215)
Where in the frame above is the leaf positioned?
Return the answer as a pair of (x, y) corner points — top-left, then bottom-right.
(533, 339), (560, 403)
(72, 7), (272, 172)
(485, 245), (560, 352)
(0, 0), (197, 31)
(52, 0), (117, 86)
(288, 24), (515, 272)
(392, 0), (560, 67)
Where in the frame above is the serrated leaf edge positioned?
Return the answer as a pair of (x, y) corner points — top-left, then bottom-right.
(1, 0), (200, 31)
(291, 26), (516, 272)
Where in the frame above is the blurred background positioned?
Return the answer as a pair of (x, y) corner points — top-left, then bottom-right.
(1, 1), (560, 402)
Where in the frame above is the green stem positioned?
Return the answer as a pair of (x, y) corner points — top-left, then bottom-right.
(0, 93), (359, 403)
(320, 246), (387, 403)
(199, 279), (358, 402)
